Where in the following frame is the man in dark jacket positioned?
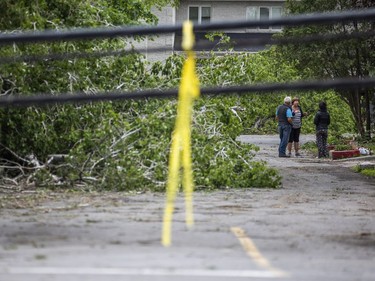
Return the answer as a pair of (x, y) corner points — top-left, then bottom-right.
(314, 101), (331, 158)
(276, 96), (293, 157)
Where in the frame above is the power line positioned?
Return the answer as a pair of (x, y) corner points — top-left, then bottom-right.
(0, 30), (373, 65)
(0, 48), (153, 64)
(180, 30), (375, 51)
(0, 9), (373, 45)
(0, 9), (373, 108)
(1, 77), (374, 107)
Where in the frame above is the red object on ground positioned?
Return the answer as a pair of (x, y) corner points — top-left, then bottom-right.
(331, 149), (360, 160)
(327, 145), (335, 151)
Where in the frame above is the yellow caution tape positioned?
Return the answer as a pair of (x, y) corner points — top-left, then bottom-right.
(162, 21), (200, 247)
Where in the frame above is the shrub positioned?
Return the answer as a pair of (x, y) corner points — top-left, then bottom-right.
(361, 169), (375, 178)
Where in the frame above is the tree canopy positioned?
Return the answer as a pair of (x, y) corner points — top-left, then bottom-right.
(277, 0), (375, 138)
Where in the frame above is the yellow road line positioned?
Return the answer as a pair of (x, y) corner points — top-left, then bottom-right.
(231, 227), (289, 278)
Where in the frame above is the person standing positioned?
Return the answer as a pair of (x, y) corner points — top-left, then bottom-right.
(276, 96), (293, 157)
(287, 97), (303, 157)
(314, 101), (331, 158)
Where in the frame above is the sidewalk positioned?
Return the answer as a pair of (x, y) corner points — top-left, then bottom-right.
(237, 134), (375, 168)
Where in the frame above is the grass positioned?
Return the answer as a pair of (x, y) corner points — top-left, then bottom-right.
(353, 165), (375, 178)
(301, 141), (317, 155)
(359, 169), (375, 178)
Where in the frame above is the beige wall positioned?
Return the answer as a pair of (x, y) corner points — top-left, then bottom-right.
(130, 6), (175, 63)
(176, 1), (285, 33)
(139, 1), (285, 62)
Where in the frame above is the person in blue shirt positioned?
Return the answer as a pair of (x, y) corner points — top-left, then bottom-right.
(275, 96), (293, 157)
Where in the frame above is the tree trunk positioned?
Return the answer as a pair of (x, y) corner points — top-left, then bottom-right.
(339, 89), (365, 138)
(365, 90), (372, 140)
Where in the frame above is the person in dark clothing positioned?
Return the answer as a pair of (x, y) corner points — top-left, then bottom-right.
(276, 96), (293, 157)
(314, 101), (331, 158)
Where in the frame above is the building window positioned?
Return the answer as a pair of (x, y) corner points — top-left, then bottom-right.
(189, 6), (211, 23)
(246, 6), (283, 30)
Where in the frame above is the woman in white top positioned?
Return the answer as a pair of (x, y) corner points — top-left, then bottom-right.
(287, 97), (304, 157)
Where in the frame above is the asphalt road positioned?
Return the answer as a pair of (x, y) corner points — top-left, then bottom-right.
(1, 135), (374, 281)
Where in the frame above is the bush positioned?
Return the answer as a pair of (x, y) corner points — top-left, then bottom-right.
(333, 144), (353, 151)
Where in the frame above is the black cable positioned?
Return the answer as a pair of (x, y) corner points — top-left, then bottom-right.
(0, 8), (373, 45)
(0, 47), (165, 64)
(187, 30), (375, 51)
(0, 30), (373, 65)
(1, 77), (374, 107)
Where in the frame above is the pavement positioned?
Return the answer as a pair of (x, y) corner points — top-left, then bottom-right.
(237, 134), (375, 168)
(0, 135), (374, 281)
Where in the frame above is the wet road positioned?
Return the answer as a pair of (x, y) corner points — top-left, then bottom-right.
(1, 135), (374, 281)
